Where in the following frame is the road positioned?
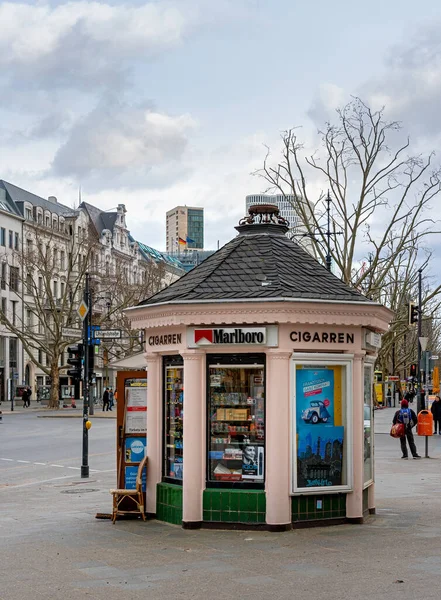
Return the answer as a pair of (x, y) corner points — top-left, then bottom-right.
(0, 409), (440, 600)
(0, 411), (115, 486)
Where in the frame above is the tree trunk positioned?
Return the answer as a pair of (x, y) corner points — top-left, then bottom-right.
(48, 364), (60, 409)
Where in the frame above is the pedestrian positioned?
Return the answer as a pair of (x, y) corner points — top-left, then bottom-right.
(102, 388), (110, 411)
(393, 399), (421, 459)
(26, 387), (32, 407)
(431, 395), (441, 434)
(22, 388), (28, 408)
(108, 389), (114, 411)
(386, 388), (392, 407)
(404, 388), (415, 404)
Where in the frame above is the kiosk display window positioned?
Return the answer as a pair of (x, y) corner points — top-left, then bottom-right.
(363, 364), (374, 484)
(207, 360), (265, 485)
(293, 358), (351, 492)
(164, 364), (184, 481)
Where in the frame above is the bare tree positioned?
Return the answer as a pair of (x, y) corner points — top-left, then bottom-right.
(89, 257), (168, 384)
(255, 97), (441, 376)
(0, 221), (95, 408)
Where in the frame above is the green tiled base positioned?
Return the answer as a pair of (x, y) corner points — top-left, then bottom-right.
(292, 493), (346, 522)
(156, 483), (183, 525)
(203, 489), (266, 524)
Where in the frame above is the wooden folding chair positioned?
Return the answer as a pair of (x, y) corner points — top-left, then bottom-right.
(110, 455), (147, 523)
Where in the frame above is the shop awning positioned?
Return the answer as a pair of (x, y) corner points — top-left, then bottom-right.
(110, 353), (146, 370)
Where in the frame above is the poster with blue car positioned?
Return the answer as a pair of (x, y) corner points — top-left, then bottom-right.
(296, 368), (344, 488)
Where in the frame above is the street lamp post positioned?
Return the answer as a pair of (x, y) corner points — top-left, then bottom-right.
(417, 268), (424, 414)
(81, 272), (90, 478)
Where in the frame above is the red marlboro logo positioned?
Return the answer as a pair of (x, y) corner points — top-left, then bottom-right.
(194, 329), (214, 344)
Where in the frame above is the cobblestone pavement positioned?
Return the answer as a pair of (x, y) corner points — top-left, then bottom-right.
(0, 409), (440, 600)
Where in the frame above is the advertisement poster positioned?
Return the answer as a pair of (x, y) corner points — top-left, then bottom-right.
(242, 446), (264, 480)
(296, 368), (344, 488)
(125, 378), (147, 434)
(124, 466), (146, 491)
(297, 425), (344, 487)
(125, 437), (146, 463)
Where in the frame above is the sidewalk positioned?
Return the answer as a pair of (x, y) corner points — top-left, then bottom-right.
(0, 402), (116, 418)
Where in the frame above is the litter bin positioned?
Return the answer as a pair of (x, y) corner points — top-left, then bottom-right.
(417, 410), (433, 436)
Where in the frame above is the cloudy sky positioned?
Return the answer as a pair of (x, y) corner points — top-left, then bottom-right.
(2, 0), (441, 255)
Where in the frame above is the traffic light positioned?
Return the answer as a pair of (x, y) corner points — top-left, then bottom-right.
(409, 302), (419, 325)
(88, 344), (94, 381)
(67, 344), (83, 380)
(410, 363), (417, 378)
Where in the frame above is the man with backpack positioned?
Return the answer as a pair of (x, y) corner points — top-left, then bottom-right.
(392, 399), (421, 459)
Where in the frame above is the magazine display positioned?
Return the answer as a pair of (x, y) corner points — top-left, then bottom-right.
(208, 366), (265, 483)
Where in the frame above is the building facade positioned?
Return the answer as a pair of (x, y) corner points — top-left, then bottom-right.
(166, 206), (204, 252)
(0, 180), (185, 403)
(0, 187), (24, 404)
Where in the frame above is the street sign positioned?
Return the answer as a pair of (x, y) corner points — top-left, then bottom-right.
(62, 327), (82, 338)
(431, 355), (439, 360)
(94, 329), (122, 340)
(77, 300), (89, 321)
(386, 375), (400, 382)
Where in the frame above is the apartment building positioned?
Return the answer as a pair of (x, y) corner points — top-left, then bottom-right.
(0, 181), (185, 401)
(0, 187), (24, 403)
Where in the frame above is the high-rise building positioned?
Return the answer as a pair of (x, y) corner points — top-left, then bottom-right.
(245, 194), (314, 255)
(166, 206), (204, 253)
(245, 194), (302, 233)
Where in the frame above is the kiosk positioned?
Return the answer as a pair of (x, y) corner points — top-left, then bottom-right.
(126, 205), (392, 530)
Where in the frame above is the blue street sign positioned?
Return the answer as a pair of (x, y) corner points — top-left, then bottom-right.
(87, 325), (101, 344)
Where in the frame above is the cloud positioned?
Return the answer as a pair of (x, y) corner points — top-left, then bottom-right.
(51, 97), (196, 189)
(359, 20), (441, 141)
(0, 1), (189, 92)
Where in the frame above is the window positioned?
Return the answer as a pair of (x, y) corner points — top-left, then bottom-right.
(53, 280), (58, 298)
(11, 300), (17, 325)
(25, 208), (32, 220)
(1, 297), (6, 317)
(363, 363), (374, 485)
(1, 263), (6, 290)
(9, 266), (19, 292)
(9, 230), (13, 248)
(45, 216), (50, 227)
(14, 232), (19, 250)
(9, 337), (18, 371)
(38, 277), (43, 294)
(26, 309), (32, 328)
(0, 227), (5, 246)
(207, 357), (265, 486)
(164, 358), (184, 481)
(26, 273), (32, 294)
(60, 282), (65, 298)
(60, 251), (65, 270)
(38, 349), (43, 364)
(293, 355), (352, 493)
(53, 248), (57, 268)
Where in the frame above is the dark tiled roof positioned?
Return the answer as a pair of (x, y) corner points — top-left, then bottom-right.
(101, 213), (117, 232)
(139, 227), (372, 306)
(0, 180), (73, 216)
